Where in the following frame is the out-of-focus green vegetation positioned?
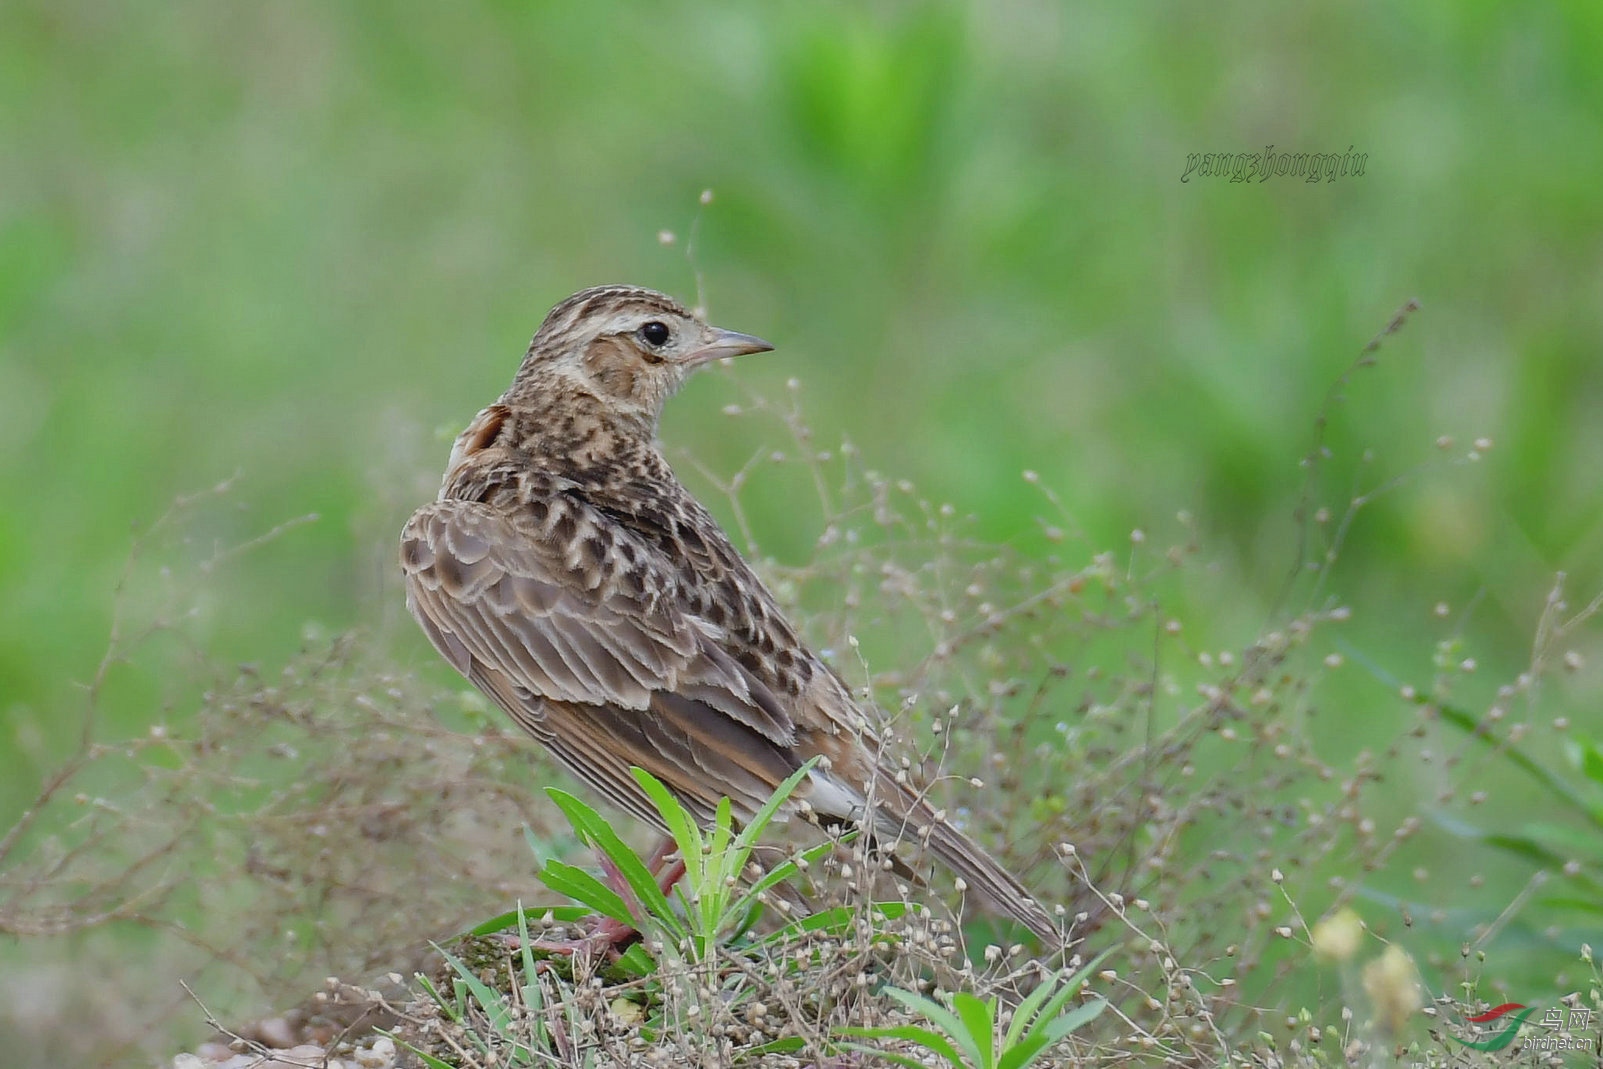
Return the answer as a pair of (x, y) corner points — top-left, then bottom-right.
(2, 0), (1601, 1058)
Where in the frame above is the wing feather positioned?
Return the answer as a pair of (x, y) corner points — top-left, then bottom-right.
(401, 498), (796, 749)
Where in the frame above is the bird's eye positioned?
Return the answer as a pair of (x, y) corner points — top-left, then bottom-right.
(639, 321), (671, 348)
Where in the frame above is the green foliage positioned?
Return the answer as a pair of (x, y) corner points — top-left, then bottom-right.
(841, 950), (1111, 1069)
(7, 0), (1602, 839)
(1435, 698), (1603, 926)
(396, 907), (580, 1068)
(6, 4), (1603, 1064)
(437, 764), (1095, 1066)
(627, 762), (829, 955)
(529, 759), (830, 963)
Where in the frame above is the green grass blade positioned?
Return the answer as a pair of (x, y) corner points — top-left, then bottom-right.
(381, 1032), (456, 1069)
(1403, 690), (1602, 830)
(1573, 734), (1603, 788)
(434, 944), (512, 1036)
(412, 975), (455, 1023)
(510, 906), (557, 1052)
(997, 998), (1106, 1069)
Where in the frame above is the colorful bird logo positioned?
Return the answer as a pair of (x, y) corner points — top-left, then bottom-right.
(1453, 1003), (1538, 1051)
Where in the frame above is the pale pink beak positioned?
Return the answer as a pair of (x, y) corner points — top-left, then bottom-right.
(679, 327), (774, 369)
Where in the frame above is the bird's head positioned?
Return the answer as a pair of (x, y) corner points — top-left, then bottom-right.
(505, 285), (773, 419)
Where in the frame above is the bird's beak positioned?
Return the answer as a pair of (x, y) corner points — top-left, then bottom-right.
(679, 327), (775, 369)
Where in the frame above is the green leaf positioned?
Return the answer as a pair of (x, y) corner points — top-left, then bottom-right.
(1004, 976), (1062, 1049)
(509, 908), (553, 1050)
(1010, 948), (1112, 1046)
(546, 788), (682, 930)
(748, 1036), (806, 1055)
(999, 1032), (1055, 1069)
(993, 1000), (1109, 1064)
(996, 1000), (1108, 1069)
(632, 768), (705, 885)
(1539, 894), (1603, 915)
(463, 904), (592, 937)
(951, 991), (998, 1069)
(536, 859), (631, 924)
(1432, 697), (1602, 829)
(759, 901), (909, 949)
(841, 1044), (947, 1069)
(739, 758), (819, 850)
(840, 1024), (967, 1067)
(882, 987), (987, 1066)
(1504, 822), (1603, 860)
(708, 794), (735, 865)
(513, 904), (539, 982)
(1573, 734), (1603, 787)
(1036, 997), (1107, 1044)
(1481, 833), (1570, 865)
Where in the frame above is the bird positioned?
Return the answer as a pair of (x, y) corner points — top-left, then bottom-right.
(399, 284), (1060, 943)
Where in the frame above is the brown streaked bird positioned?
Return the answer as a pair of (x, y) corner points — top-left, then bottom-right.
(400, 284), (1060, 942)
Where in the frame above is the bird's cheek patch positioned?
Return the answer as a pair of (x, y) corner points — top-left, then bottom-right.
(584, 338), (639, 397)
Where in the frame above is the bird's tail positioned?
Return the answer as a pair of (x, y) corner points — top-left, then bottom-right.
(869, 773), (1063, 945)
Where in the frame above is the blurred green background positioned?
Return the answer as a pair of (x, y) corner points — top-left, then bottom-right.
(3, 0), (1601, 1016)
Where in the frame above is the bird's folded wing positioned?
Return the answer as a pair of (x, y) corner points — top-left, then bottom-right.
(400, 499), (795, 747)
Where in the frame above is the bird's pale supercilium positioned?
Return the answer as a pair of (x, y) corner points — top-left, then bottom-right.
(399, 284), (1060, 942)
